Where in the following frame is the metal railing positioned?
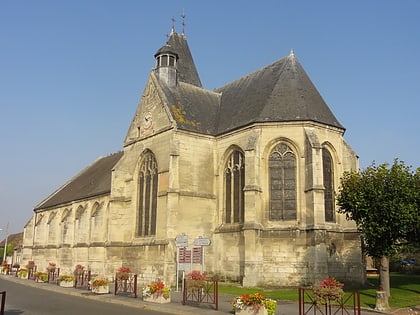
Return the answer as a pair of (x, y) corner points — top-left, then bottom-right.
(47, 268), (60, 283)
(114, 273), (138, 298)
(182, 279), (218, 310)
(74, 270), (91, 289)
(298, 288), (361, 315)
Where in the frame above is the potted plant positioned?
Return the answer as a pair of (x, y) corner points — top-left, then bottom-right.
(47, 262), (56, 273)
(25, 260), (35, 270)
(34, 271), (48, 283)
(185, 270), (207, 292)
(312, 277), (344, 305)
(142, 281), (171, 303)
(116, 266), (131, 280)
(58, 275), (74, 287)
(91, 277), (109, 294)
(73, 264), (84, 276)
(232, 293), (277, 315)
(1, 261), (9, 275)
(18, 268), (28, 279)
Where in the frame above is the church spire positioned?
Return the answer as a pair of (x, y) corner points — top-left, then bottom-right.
(153, 19), (202, 88)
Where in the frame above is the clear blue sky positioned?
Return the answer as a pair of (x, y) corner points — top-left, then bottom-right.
(1, 1), (419, 235)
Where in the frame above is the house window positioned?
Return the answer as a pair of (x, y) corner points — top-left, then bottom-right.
(225, 150), (245, 223)
(137, 151), (158, 236)
(169, 55), (175, 66)
(269, 143), (296, 220)
(323, 148), (335, 222)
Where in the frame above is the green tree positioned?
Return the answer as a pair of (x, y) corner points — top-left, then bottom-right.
(337, 159), (419, 299)
(0, 243), (14, 261)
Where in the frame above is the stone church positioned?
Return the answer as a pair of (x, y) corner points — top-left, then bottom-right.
(22, 26), (364, 287)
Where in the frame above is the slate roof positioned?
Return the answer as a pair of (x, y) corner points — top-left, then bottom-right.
(156, 29), (202, 87)
(215, 51), (344, 133)
(34, 152), (123, 211)
(161, 32), (344, 135)
(160, 81), (220, 134)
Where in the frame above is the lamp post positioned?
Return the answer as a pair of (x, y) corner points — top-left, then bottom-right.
(1, 223), (9, 263)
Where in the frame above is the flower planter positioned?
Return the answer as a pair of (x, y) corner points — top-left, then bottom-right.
(59, 281), (74, 288)
(35, 279), (46, 283)
(143, 294), (171, 304)
(35, 277), (47, 283)
(92, 285), (109, 294)
(18, 273), (27, 279)
(235, 306), (268, 315)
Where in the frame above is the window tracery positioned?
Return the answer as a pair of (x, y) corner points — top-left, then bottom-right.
(269, 143), (297, 220)
(224, 150), (245, 224)
(137, 151), (158, 236)
(322, 148), (335, 222)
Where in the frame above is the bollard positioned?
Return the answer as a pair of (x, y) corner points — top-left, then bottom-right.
(0, 291), (6, 315)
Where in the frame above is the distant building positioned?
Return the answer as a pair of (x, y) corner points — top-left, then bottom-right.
(23, 26), (364, 287)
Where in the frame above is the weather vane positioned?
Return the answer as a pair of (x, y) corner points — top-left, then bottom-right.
(181, 10), (186, 35)
(171, 17), (176, 31)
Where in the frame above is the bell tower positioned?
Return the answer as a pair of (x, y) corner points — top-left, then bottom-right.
(154, 31), (179, 88)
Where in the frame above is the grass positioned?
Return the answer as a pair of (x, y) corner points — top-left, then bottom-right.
(218, 273), (420, 309)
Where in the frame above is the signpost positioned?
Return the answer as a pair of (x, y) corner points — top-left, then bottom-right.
(194, 236), (211, 246)
(193, 236), (211, 273)
(175, 234), (212, 291)
(175, 234), (188, 247)
(175, 234), (188, 292)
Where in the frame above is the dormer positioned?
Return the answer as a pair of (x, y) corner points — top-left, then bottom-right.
(154, 43), (179, 87)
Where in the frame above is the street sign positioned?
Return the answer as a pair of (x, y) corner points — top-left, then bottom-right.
(194, 236), (211, 246)
(175, 234), (188, 247)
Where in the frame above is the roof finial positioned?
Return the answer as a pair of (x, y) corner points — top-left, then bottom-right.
(290, 49), (295, 57)
(181, 10), (186, 35)
(171, 17), (176, 34)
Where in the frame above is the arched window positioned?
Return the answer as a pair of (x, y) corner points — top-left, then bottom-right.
(224, 150), (245, 224)
(269, 143), (296, 220)
(322, 148), (335, 222)
(137, 151), (158, 236)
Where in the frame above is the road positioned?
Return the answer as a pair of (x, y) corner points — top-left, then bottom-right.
(0, 278), (173, 315)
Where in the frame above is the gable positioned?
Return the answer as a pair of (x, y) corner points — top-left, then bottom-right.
(124, 74), (174, 145)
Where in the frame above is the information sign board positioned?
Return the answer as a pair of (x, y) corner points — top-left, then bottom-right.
(194, 236), (211, 246)
(175, 234), (188, 247)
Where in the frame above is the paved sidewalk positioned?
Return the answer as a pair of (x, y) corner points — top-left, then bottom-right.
(1, 275), (387, 315)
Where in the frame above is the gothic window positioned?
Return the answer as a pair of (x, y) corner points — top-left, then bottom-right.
(90, 202), (105, 242)
(224, 150), (245, 224)
(137, 151), (158, 237)
(60, 209), (72, 245)
(47, 212), (57, 243)
(269, 143), (297, 220)
(323, 148), (335, 222)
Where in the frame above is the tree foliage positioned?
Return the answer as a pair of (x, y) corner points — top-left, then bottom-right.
(337, 159), (419, 258)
